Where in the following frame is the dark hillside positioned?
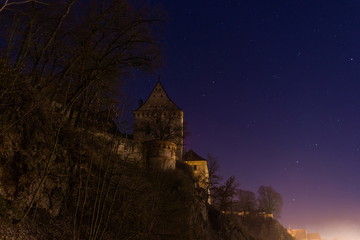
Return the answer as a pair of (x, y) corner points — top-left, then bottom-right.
(0, 1), (294, 239)
(0, 34), (293, 240)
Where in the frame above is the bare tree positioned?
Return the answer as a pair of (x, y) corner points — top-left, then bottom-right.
(0, 0), (49, 13)
(235, 189), (257, 213)
(206, 154), (222, 188)
(138, 111), (183, 142)
(135, 110), (184, 160)
(196, 154), (223, 202)
(0, 0), (163, 232)
(257, 186), (283, 218)
(0, 0), (162, 122)
(211, 176), (239, 212)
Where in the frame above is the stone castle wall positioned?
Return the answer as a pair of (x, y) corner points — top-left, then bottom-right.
(144, 140), (177, 170)
(133, 110), (184, 159)
(93, 131), (177, 170)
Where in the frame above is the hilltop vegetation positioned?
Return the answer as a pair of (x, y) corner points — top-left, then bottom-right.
(0, 0), (294, 239)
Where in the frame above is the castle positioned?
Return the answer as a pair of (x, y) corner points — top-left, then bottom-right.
(118, 82), (209, 187)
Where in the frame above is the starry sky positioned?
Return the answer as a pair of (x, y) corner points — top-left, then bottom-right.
(127, 1), (360, 239)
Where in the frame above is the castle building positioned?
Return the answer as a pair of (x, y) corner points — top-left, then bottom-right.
(183, 149), (209, 189)
(133, 82), (184, 161)
(132, 81), (210, 189)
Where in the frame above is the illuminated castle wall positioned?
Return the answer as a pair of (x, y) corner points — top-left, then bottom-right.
(130, 81), (209, 187)
(133, 82), (184, 167)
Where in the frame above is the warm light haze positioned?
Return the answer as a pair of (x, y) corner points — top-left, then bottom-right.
(317, 221), (360, 240)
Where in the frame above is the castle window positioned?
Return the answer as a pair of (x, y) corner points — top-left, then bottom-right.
(193, 165), (197, 170)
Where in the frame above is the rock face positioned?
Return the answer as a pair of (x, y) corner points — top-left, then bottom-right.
(0, 79), (293, 240)
(0, 90), (72, 218)
(0, 127), (293, 240)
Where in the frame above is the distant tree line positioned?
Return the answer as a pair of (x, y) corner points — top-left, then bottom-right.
(205, 155), (283, 219)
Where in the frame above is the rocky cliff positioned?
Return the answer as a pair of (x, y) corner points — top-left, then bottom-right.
(0, 73), (293, 240)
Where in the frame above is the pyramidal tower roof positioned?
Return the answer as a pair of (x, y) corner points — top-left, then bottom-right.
(136, 81), (182, 111)
(183, 149), (207, 162)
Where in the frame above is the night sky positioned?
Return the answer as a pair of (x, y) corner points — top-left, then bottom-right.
(127, 1), (360, 239)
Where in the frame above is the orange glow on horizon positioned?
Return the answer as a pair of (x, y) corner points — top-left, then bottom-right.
(315, 221), (360, 240)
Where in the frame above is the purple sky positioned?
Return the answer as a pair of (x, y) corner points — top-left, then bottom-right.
(127, 1), (360, 239)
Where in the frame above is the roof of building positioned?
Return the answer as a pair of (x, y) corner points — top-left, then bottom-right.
(183, 149), (207, 162)
(135, 81), (182, 111)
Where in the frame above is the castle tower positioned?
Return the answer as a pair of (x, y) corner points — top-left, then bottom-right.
(134, 82), (184, 162)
